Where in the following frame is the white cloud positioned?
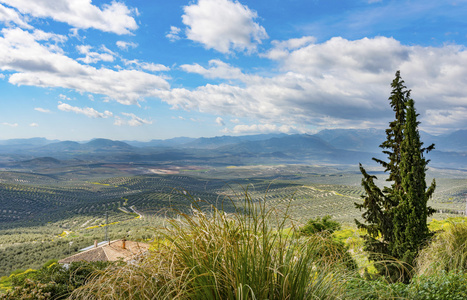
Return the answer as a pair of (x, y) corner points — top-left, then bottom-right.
(0, 28), (170, 105)
(76, 44), (115, 64)
(0, 73), (4, 79)
(180, 59), (245, 80)
(59, 94), (71, 101)
(114, 113), (152, 126)
(215, 117), (225, 126)
(29, 122), (39, 127)
(124, 59), (170, 72)
(156, 36), (467, 132)
(116, 40), (138, 50)
(2, 122), (18, 127)
(58, 102), (113, 118)
(231, 124), (299, 134)
(265, 36), (315, 60)
(423, 107), (467, 133)
(34, 107), (51, 113)
(0, 0), (138, 35)
(0, 3), (31, 28)
(166, 26), (181, 42)
(182, 0), (268, 53)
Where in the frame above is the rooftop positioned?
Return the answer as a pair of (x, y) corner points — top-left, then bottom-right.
(58, 239), (150, 264)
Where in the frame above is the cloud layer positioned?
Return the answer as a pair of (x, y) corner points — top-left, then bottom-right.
(0, 0), (138, 34)
(0, 27), (169, 105)
(158, 36), (467, 133)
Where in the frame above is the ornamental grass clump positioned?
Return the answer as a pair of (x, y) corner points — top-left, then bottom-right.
(415, 221), (467, 276)
(71, 188), (358, 300)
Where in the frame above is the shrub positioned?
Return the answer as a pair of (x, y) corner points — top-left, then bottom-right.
(1, 261), (111, 300)
(72, 189), (358, 299)
(416, 221), (467, 276)
(407, 270), (467, 300)
(299, 215), (341, 236)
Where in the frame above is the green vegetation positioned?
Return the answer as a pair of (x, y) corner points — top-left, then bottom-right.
(299, 215), (341, 235)
(0, 260), (112, 299)
(1, 163), (466, 278)
(71, 192), (358, 300)
(356, 71), (435, 282)
(416, 221), (467, 276)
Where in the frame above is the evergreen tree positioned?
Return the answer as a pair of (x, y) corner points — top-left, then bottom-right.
(356, 71), (435, 282)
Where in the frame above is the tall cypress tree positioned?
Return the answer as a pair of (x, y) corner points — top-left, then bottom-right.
(392, 99), (436, 269)
(356, 71), (435, 282)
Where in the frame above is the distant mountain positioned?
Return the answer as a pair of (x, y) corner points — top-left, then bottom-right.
(218, 134), (331, 153)
(313, 129), (384, 153)
(182, 133), (287, 149)
(124, 137), (196, 148)
(35, 139), (134, 154)
(0, 130), (465, 168)
(38, 141), (81, 152)
(0, 138), (59, 153)
(435, 130), (467, 152)
(0, 137), (58, 146)
(85, 139), (134, 152)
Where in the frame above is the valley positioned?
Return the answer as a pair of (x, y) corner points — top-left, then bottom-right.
(1, 129), (466, 277)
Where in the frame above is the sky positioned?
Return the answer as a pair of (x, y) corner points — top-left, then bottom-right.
(0, 0), (466, 141)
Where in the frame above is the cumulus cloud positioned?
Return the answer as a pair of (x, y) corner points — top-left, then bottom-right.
(0, 27), (170, 105)
(423, 107), (467, 134)
(29, 122), (39, 127)
(180, 59), (246, 80)
(0, 73), (4, 79)
(156, 36), (467, 133)
(182, 0), (268, 53)
(265, 36), (316, 60)
(116, 40), (138, 50)
(123, 59), (170, 72)
(34, 107), (51, 113)
(58, 102), (113, 118)
(0, 0), (138, 34)
(114, 113), (152, 126)
(76, 44), (115, 64)
(166, 26), (181, 42)
(215, 117), (225, 126)
(0, 3), (31, 28)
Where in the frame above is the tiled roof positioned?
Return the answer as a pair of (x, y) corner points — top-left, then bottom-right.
(58, 240), (150, 264)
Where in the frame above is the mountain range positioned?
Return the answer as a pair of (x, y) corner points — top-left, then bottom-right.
(0, 129), (465, 169)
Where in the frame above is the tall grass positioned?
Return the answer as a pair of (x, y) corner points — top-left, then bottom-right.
(71, 188), (358, 299)
(416, 221), (467, 276)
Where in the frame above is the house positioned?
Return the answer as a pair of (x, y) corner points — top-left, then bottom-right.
(58, 239), (150, 265)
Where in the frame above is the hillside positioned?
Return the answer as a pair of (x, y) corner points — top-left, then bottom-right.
(0, 129), (465, 169)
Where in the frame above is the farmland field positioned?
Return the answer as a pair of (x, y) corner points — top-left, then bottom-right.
(1, 163), (466, 277)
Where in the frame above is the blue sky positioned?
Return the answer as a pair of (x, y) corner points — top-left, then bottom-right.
(0, 0), (466, 141)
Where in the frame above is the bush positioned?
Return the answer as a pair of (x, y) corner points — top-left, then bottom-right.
(407, 270), (467, 300)
(72, 189), (358, 299)
(300, 215), (341, 236)
(1, 261), (111, 300)
(416, 221), (467, 276)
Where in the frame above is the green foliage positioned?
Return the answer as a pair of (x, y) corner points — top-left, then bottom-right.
(72, 189), (358, 299)
(407, 270), (467, 300)
(1, 261), (112, 300)
(356, 71), (435, 282)
(416, 221), (467, 276)
(300, 215), (341, 235)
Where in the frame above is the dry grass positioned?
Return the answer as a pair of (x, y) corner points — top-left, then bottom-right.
(70, 187), (358, 299)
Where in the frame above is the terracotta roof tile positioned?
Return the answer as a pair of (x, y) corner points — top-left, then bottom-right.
(58, 240), (150, 264)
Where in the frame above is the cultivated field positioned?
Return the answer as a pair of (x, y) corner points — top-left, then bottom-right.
(1, 163), (466, 276)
